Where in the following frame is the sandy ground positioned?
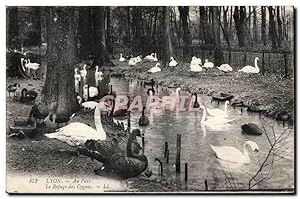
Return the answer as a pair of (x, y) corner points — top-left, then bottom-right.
(6, 59), (294, 193)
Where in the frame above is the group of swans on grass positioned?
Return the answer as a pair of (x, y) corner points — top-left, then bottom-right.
(119, 53), (157, 66)
(188, 56), (260, 76)
(146, 56), (260, 77)
(20, 58), (40, 77)
(74, 64), (103, 97)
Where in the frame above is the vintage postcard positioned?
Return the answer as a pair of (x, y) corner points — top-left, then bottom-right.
(6, 6), (295, 194)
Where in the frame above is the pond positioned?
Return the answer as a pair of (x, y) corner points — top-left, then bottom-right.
(84, 69), (294, 191)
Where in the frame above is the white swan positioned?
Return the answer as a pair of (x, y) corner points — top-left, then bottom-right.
(190, 56), (203, 72)
(210, 141), (259, 163)
(80, 64), (87, 79)
(169, 57), (178, 67)
(129, 58), (137, 66)
(200, 105), (235, 126)
(238, 57), (260, 75)
(94, 66), (103, 87)
(148, 63), (161, 73)
(77, 96), (98, 110)
(206, 101), (230, 118)
(74, 68), (81, 93)
(83, 85), (99, 101)
(203, 59), (214, 69)
(20, 58), (26, 71)
(119, 53), (126, 62)
(153, 53), (158, 62)
(45, 102), (110, 146)
(197, 58), (202, 66)
(134, 55), (142, 63)
(144, 53), (155, 62)
(25, 59), (40, 70)
(217, 64), (233, 75)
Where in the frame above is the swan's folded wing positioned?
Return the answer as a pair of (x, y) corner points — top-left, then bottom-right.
(213, 146), (244, 163)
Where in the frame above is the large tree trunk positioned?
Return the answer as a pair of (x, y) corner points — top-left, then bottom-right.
(261, 6), (267, 46)
(42, 7), (77, 117)
(178, 6), (191, 60)
(212, 7), (224, 66)
(78, 7), (94, 60)
(106, 7), (113, 54)
(7, 7), (19, 49)
(233, 6), (247, 47)
(152, 7), (158, 45)
(162, 6), (173, 68)
(253, 6), (258, 42)
(277, 6), (283, 47)
(199, 6), (213, 44)
(132, 7), (143, 54)
(93, 7), (109, 66)
(268, 6), (278, 49)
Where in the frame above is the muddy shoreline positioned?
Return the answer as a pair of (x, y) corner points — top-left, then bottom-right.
(108, 61), (294, 125)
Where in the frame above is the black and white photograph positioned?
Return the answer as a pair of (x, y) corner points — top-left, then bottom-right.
(5, 4), (295, 194)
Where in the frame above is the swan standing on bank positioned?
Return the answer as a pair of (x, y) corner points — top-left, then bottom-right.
(206, 100), (230, 118)
(94, 66), (103, 86)
(210, 141), (259, 163)
(80, 64), (87, 83)
(45, 102), (111, 146)
(238, 57), (260, 75)
(74, 68), (81, 94)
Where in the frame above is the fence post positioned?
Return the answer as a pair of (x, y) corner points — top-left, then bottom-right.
(284, 53), (288, 78)
(262, 50), (265, 75)
(176, 134), (181, 174)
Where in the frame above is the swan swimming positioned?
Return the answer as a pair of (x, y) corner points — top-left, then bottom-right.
(206, 101), (230, 118)
(210, 140), (259, 163)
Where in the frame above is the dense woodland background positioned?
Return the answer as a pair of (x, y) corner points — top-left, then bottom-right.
(7, 6), (294, 76)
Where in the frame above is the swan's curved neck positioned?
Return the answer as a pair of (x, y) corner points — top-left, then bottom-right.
(255, 58), (259, 69)
(94, 103), (106, 139)
(126, 132), (146, 161)
(110, 99), (116, 116)
(243, 142), (250, 159)
(142, 108), (145, 116)
(201, 107), (206, 123)
(224, 103), (228, 113)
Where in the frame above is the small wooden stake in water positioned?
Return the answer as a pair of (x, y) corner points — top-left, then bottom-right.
(166, 149), (169, 164)
(184, 163), (188, 183)
(164, 142), (169, 158)
(127, 111), (131, 131)
(205, 179), (208, 191)
(142, 136), (145, 149)
(176, 134), (181, 174)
